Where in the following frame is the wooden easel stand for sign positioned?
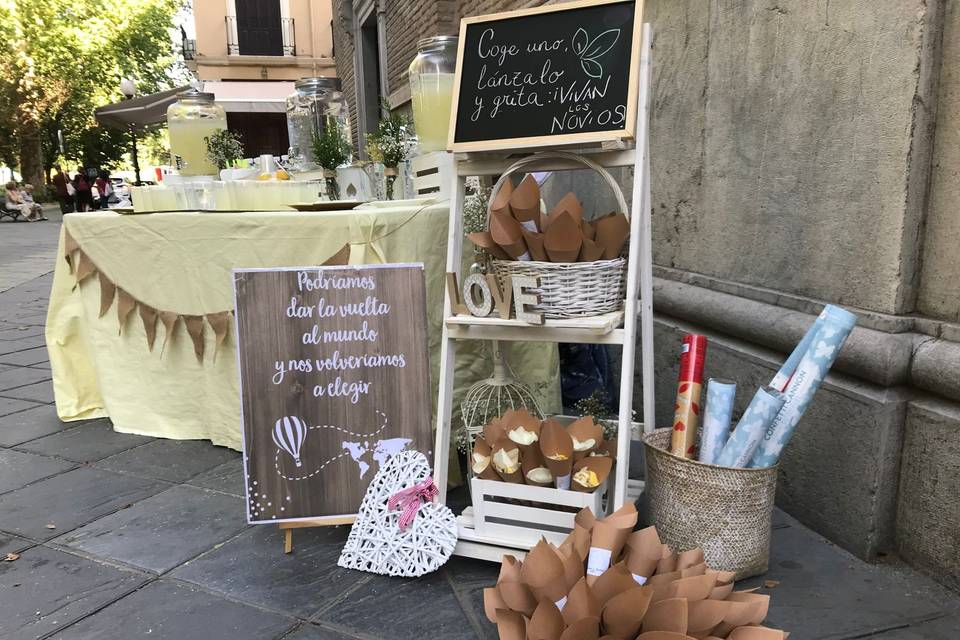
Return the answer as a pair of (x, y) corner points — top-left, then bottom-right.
(432, 23), (656, 562)
(279, 516), (356, 554)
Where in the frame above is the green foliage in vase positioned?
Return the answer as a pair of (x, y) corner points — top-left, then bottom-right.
(365, 105), (413, 168)
(204, 129), (244, 171)
(311, 126), (352, 171)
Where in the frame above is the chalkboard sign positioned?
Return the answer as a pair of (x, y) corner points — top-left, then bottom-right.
(448, 0), (642, 152)
(233, 264), (434, 524)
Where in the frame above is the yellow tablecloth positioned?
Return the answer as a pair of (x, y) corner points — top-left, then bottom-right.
(46, 202), (561, 453)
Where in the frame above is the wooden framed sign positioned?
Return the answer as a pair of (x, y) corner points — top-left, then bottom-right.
(448, 0), (643, 152)
(233, 264), (433, 524)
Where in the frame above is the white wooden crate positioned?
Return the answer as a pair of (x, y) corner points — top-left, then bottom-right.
(411, 151), (455, 198)
(470, 477), (605, 546)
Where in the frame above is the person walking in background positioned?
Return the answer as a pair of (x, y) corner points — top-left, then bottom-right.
(95, 170), (113, 209)
(21, 185), (48, 221)
(73, 168), (93, 212)
(52, 165), (75, 214)
(4, 182), (43, 221)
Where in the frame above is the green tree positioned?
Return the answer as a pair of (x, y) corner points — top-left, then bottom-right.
(0, 0), (184, 190)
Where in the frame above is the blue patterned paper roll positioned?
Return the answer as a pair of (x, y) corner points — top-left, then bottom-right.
(769, 307), (830, 391)
(749, 306), (857, 468)
(715, 386), (786, 468)
(698, 378), (737, 465)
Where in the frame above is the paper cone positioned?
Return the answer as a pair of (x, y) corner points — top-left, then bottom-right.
(552, 192), (583, 227)
(625, 527), (661, 583)
(544, 211), (583, 263)
(561, 578), (600, 627)
(522, 447), (553, 487)
(571, 457), (613, 493)
(505, 409), (542, 457)
(602, 586), (653, 639)
(585, 503), (636, 584)
(499, 555), (522, 583)
(522, 540), (569, 604)
(595, 213), (630, 260)
(653, 574), (718, 604)
(484, 418), (507, 447)
(491, 177), (514, 218)
(139, 304), (159, 352)
(523, 229), (548, 261)
(578, 237), (606, 262)
(528, 600), (565, 640)
(642, 598), (688, 634)
(728, 627), (788, 640)
(558, 616), (599, 640)
(591, 563), (638, 606)
(490, 210), (531, 260)
(492, 438), (524, 483)
(540, 210), (551, 233)
(677, 548), (705, 570)
(635, 633), (695, 640)
(499, 581), (537, 617)
(568, 417), (604, 459)
(575, 508), (597, 532)
(496, 608), (527, 640)
(582, 219), (596, 241)
(484, 587), (508, 623)
(568, 525), (592, 562)
(98, 272), (116, 318)
(541, 419), (574, 487)
(594, 439), (617, 459)
(679, 562), (707, 578)
(558, 545), (584, 592)
(510, 174), (541, 230)
(687, 600), (730, 636)
(725, 592), (769, 625)
(472, 436), (500, 481)
(468, 232), (512, 260)
(656, 547), (678, 574)
(646, 571), (681, 587)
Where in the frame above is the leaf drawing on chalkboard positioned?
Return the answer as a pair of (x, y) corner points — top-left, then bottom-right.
(572, 28), (621, 78)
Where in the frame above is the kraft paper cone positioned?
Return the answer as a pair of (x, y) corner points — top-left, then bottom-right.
(98, 272), (116, 318)
(724, 592), (769, 625)
(578, 237), (606, 262)
(602, 586), (653, 639)
(710, 582), (735, 601)
(540, 210), (551, 233)
(472, 437), (501, 481)
(499, 581), (537, 617)
(496, 608), (527, 640)
(574, 507), (597, 532)
(657, 547), (678, 574)
(625, 527), (662, 583)
(595, 213), (630, 260)
(544, 211), (583, 263)
(558, 616), (599, 640)
(727, 627), (787, 640)
(75, 250), (97, 283)
(206, 311), (231, 362)
(687, 600), (730, 635)
(636, 634), (696, 640)
(677, 548), (705, 571)
(642, 598), (688, 634)
(522, 447), (553, 487)
(510, 174), (541, 229)
(582, 219), (596, 241)
(528, 600), (565, 640)
(571, 456), (613, 493)
(593, 439), (617, 459)
(552, 192), (583, 227)
(591, 563), (637, 606)
(679, 562), (707, 578)
(323, 243), (351, 266)
(484, 418), (507, 447)
(522, 540), (568, 604)
(469, 232), (512, 260)
(184, 315), (205, 364)
(522, 229), (548, 261)
(484, 588), (509, 623)
(159, 311), (180, 357)
(116, 288), (136, 335)
(555, 544), (584, 592)
(492, 438), (524, 483)
(567, 525), (592, 562)
(490, 210), (531, 260)
(568, 417), (604, 459)
(541, 419), (574, 487)
(646, 571), (681, 587)
(585, 503), (636, 584)
(652, 574), (717, 604)
(491, 176), (514, 218)
(139, 304), (159, 352)
(562, 578), (600, 627)
(505, 408), (542, 457)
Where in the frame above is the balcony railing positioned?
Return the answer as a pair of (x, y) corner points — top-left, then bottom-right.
(225, 16), (295, 57)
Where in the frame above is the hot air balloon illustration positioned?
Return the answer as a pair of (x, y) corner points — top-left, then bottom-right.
(273, 416), (307, 467)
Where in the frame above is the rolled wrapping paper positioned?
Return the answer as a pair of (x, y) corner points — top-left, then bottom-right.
(552, 191), (584, 227)
(698, 378), (737, 465)
(522, 229), (548, 261)
(578, 236), (606, 262)
(522, 540), (570, 607)
(544, 210), (583, 262)
(527, 600), (565, 640)
(491, 438), (524, 483)
(490, 209), (531, 260)
(509, 174), (542, 232)
(670, 334), (709, 458)
(749, 305), (857, 468)
(594, 212), (630, 260)
(568, 416), (604, 460)
(586, 503), (638, 585)
(769, 306), (829, 391)
(468, 231), (512, 260)
(541, 418), (574, 488)
(471, 436), (501, 481)
(490, 175), (513, 218)
(715, 386), (786, 468)
(561, 577), (600, 627)
(522, 446), (554, 487)
(571, 456), (613, 493)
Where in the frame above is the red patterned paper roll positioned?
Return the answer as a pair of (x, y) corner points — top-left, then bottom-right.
(670, 334), (708, 458)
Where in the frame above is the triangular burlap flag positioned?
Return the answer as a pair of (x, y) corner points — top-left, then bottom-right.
(98, 272), (116, 318)
(325, 243), (351, 266)
(183, 315), (205, 364)
(206, 311), (231, 363)
(116, 288), (136, 335)
(75, 250), (97, 283)
(139, 304), (159, 351)
(159, 311), (180, 358)
(64, 230), (79, 273)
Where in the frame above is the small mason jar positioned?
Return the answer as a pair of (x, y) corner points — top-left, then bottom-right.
(166, 89), (227, 177)
(285, 77), (353, 173)
(408, 35), (458, 153)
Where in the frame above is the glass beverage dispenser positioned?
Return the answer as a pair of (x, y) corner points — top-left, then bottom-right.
(166, 88), (227, 176)
(408, 35), (458, 153)
(286, 77), (353, 172)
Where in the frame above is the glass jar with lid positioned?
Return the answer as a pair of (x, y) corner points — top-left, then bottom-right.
(408, 35), (458, 153)
(285, 77), (353, 173)
(166, 88), (227, 176)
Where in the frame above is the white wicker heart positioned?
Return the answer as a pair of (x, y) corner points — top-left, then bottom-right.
(338, 450), (458, 577)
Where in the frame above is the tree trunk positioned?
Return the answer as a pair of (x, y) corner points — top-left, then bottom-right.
(18, 124), (45, 195)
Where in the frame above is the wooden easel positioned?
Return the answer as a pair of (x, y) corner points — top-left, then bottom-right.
(431, 23), (656, 561)
(279, 516), (356, 553)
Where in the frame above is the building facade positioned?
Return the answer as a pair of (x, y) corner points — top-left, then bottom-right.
(333, 0), (960, 590)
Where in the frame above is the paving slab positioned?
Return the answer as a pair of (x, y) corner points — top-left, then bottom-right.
(0, 325), (45, 340)
(0, 448), (76, 494)
(314, 570), (480, 640)
(187, 458), (245, 496)
(0, 403), (74, 447)
(54, 484), (248, 574)
(0, 532), (32, 556)
(0, 334), (47, 355)
(0, 365), (50, 392)
(96, 438), (239, 483)
(457, 587), (500, 640)
(0, 345), (50, 367)
(0, 396), (43, 417)
(285, 623), (366, 639)
(864, 614), (960, 639)
(0, 545), (149, 640)
(172, 524), (357, 618)
(0, 466), (168, 540)
(737, 512), (955, 639)
(0, 378), (54, 403)
(443, 555), (500, 590)
(49, 579), (297, 640)
(17, 419), (152, 462)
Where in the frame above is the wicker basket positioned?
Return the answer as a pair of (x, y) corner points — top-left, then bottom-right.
(642, 429), (778, 579)
(487, 151), (627, 319)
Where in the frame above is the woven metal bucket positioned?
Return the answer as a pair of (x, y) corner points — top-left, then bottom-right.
(642, 429), (778, 579)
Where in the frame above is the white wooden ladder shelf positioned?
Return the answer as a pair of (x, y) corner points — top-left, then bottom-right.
(432, 24), (656, 563)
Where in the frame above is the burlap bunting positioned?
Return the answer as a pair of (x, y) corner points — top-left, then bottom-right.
(62, 231), (351, 365)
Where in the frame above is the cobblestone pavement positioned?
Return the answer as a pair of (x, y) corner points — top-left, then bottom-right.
(0, 215), (957, 639)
